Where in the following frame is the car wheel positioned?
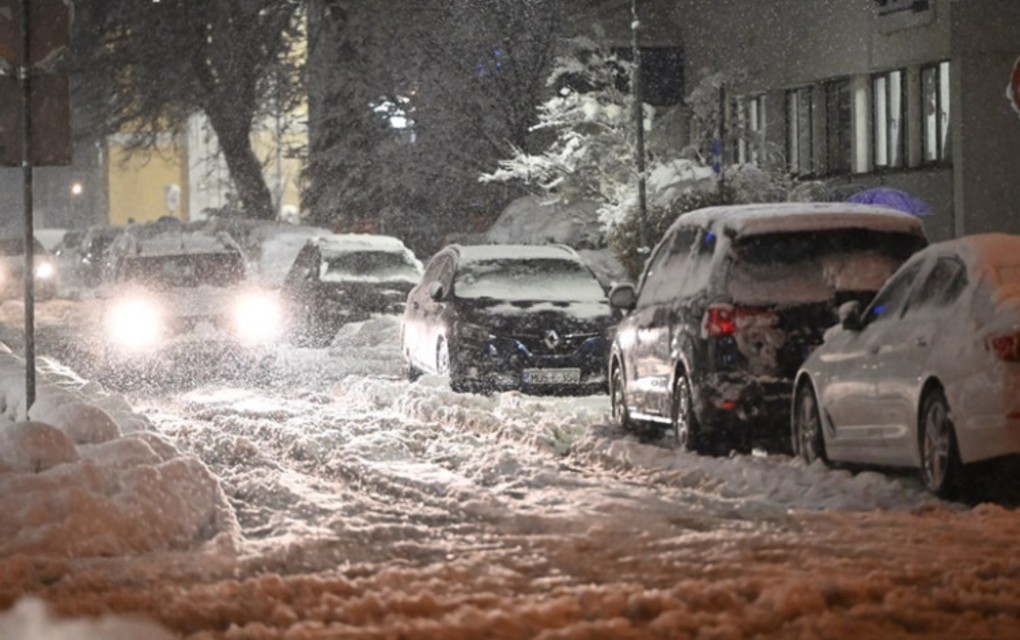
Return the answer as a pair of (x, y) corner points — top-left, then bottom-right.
(436, 339), (450, 376)
(610, 364), (633, 430)
(402, 357), (422, 382)
(437, 338), (468, 392)
(672, 374), (705, 453)
(792, 382), (827, 464)
(919, 388), (964, 499)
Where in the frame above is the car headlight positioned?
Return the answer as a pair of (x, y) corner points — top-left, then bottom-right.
(107, 298), (162, 352)
(458, 322), (494, 343)
(233, 291), (282, 344)
(34, 261), (55, 280)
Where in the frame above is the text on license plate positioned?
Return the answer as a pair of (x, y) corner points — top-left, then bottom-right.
(522, 368), (581, 384)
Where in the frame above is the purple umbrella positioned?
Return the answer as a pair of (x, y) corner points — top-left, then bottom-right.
(846, 186), (933, 217)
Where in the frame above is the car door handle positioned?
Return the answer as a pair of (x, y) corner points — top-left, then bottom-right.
(868, 345), (880, 355)
(914, 336), (928, 347)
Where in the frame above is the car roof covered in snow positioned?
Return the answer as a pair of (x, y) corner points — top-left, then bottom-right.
(921, 233), (1020, 274)
(450, 243), (582, 264)
(313, 233), (413, 257)
(124, 229), (241, 257)
(673, 202), (926, 238)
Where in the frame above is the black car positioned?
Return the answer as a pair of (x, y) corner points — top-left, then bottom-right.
(400, 243), (613, 395)
(282, 233), (423, 347)
(608, 203), (928, 454)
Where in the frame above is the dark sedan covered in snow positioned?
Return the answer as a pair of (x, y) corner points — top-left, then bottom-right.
(400, 244), (613, 395)
(282, 233), (423, 347)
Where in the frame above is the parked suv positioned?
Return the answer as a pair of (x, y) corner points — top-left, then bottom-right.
(608, 203), (928, 454)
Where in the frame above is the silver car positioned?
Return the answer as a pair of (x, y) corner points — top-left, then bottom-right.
(793, 234), (1020, 498)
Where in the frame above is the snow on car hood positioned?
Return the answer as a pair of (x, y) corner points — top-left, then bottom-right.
(455, 297), (612, 333)
(111, 284), (249, 318)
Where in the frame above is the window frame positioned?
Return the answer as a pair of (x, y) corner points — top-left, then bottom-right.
(872, 68), (906, 171)
(786, 86), (814, 176)
(824, 78), (853, 175)
(920, 60), (952, 165)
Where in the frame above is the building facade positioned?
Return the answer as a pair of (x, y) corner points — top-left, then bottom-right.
(674, 0), (1020, 241)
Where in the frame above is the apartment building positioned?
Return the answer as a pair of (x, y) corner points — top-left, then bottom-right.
(674, 0), (1020, 241)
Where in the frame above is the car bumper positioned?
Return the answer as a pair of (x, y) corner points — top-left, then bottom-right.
(692, 373), (793, 435)
(452, 338), (609, 395)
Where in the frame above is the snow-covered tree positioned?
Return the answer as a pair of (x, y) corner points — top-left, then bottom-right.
(483, 46), (830, 278)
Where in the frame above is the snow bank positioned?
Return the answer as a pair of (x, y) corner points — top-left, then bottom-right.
(0, 347), (239, 558)
(0, 598), (174, 640)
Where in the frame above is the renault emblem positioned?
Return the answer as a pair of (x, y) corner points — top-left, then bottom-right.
(544, 329), (561, 350)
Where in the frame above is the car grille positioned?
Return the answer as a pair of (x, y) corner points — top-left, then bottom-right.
(513, 332), (600, 356)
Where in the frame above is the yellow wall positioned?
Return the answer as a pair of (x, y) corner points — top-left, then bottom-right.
(106, 142), (189, 225)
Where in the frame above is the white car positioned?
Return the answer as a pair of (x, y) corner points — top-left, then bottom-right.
(792, 234), (1020, 498)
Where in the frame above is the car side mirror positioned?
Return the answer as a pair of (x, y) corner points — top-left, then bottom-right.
(608, 283), (636, 311)
(838, 300), (863, 331)
(428, 281), (445, 301)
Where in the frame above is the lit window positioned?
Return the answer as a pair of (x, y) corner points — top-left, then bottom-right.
(873, 70), (905, 169)
(746, 94), (765, 164)
(921, 61), (951, 163)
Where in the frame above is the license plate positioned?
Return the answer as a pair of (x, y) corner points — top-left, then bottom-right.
(522, 368), (581, 384)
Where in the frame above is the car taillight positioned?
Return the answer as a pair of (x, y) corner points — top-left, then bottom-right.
(702, 304), (777, 338)
(986, 332), (1020, 362)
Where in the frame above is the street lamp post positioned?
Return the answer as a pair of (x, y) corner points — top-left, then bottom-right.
(631, 0), (649, 259)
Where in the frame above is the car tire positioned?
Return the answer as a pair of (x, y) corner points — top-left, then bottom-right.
(403, 359), (422, 382)
(610, 363), (634, 430)
(792, 382), (827, 465)
(437, 338), (467, 392)
(919, 388), (964, 499)
(672, 374), (707, 453)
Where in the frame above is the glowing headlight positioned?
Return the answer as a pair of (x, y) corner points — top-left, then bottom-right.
(35, 261), (55, 280)
(233, 292), (282, 344)
(107, 298), (162, 351)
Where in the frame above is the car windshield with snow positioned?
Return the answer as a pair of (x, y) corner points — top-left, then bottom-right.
(793, 233), (1020, 498)
(281, 233), (423, 347)
(400, 243), (613, 395)
(608, 203), (928, 455)
(96, 224), (281, 385)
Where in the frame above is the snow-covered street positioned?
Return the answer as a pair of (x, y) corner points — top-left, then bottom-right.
(1, 299), (1019, 638)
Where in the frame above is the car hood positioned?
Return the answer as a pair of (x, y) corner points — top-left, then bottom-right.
(111, 285), (248, 318)
(455, 297), (612, 335)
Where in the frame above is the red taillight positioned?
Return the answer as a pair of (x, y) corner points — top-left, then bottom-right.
(986, 332), (1020, 362)
(702, 304), (777, 338)
(703, 305), (737, 337)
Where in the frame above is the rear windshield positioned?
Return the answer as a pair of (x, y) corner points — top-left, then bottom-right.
(119, 252), (246, 288)
(455, 258), (606, 302)
(727, 229), (926, 304)
(323, 250), (420, 281)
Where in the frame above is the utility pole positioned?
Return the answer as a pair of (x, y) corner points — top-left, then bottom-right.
(0, 0), (72, 414)
(631, 0), (648, 259)
(18, 0), (36, 410)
